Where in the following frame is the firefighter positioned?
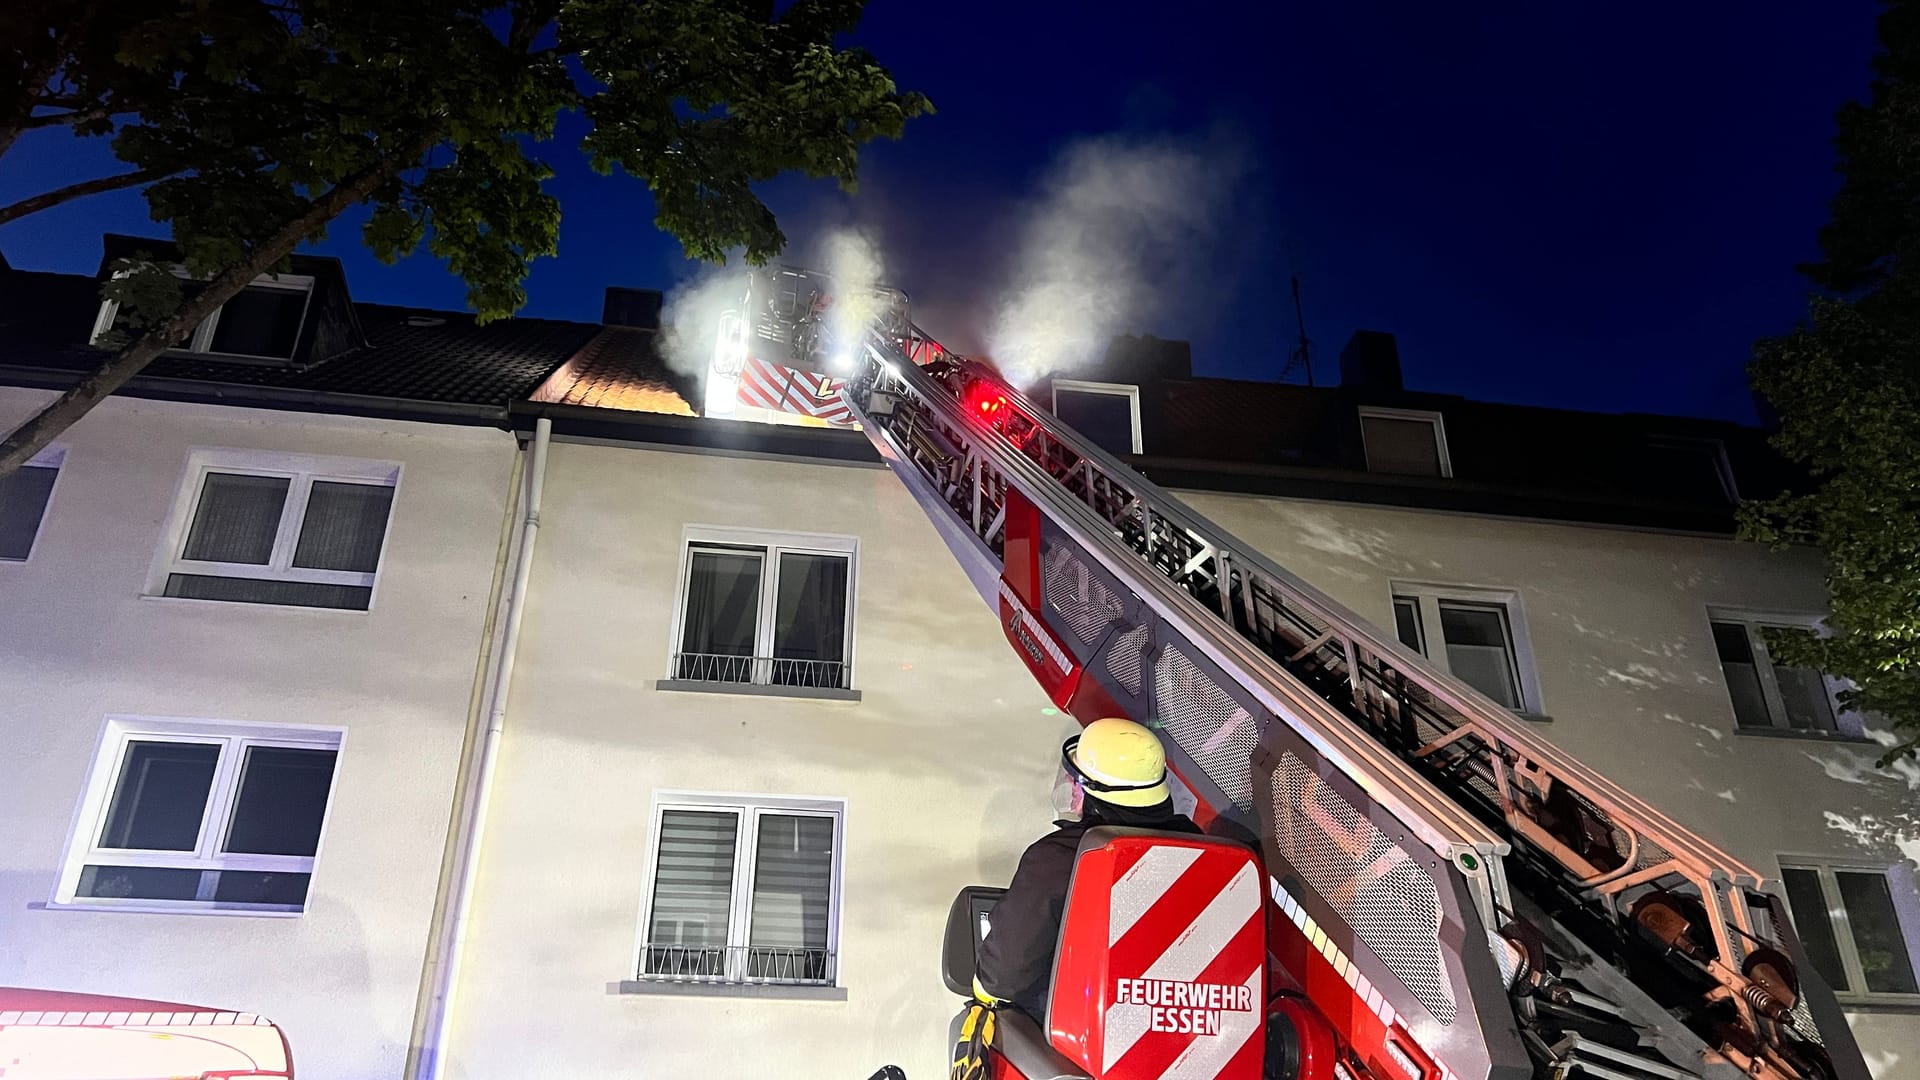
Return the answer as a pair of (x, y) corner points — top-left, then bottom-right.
(973, 718), (1201, 1020)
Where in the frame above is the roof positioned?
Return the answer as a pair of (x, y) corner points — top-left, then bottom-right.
(0, 269), (600, 413)
(529, 325), (695, 415)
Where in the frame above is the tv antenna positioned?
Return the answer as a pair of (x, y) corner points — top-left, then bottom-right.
(1283, 275), (1314, 386)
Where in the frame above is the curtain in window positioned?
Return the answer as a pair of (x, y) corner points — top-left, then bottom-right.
(163, 574), (372, 610)
(646, 810), (738, 976)
(1437, 601), (1520, 710)
(749, 814), (833, 979)
(182, 473), (289, 563)
(293, 481), (394, 573)
(1711, 622), (1771, 729)
(771, 553), (848, 687)
(0, 464), (57, 559)
(678, 550), (763, 681)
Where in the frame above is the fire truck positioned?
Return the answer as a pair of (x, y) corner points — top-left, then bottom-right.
(722, 270), (1869, 1080)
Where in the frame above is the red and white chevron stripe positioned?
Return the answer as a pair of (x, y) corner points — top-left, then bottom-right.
(1086, 842), (1266, 1080)
(737, 357), (853, 425)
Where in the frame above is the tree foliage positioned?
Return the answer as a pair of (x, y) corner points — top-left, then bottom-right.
(1744, 0), (1920, 763)
(0, 0), (929, 473)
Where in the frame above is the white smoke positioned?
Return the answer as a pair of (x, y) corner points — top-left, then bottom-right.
(987, 132), (1242, 385)
(658, 264), (747, 380)
(820, 228), (889, 370)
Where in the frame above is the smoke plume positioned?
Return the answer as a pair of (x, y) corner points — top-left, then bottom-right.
(987, 133), (1242, 385)
(820, 228), (889, 362)
(658, 264), (746, 381)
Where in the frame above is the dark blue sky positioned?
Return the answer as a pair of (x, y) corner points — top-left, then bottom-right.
(0, 1), (1881, 422)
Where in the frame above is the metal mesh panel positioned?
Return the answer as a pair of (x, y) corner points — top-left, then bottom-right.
(1043, 542), (1122, 647)
(1270, 750), (1456, 1025)
(1152, 645), (1260, 809)
(1105, 624), (1148, 697)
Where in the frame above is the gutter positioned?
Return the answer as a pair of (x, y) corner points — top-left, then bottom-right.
(405, 416), (552, 1080)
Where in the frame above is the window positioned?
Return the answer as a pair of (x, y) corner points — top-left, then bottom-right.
(668, 526), (856, 692)
(1359, 407), (1451, 477)
(92, 273), (313, 362)
(56, 716), (342, 914)
(153, 449), (399, 611)
(638, 793), (844, 986)
(0, 444), (62, 561)
(1647, 437), (1738, 504)
(1779, 860), (1920, 1003)
(1390, 584), (1543, 714)
(1709, 611), (1855, 736)
(1052, 379), (1143, 456)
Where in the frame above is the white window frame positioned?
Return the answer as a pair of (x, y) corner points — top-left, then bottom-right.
(53, 715), (346, 916)
(1359, 406), (1453, 478)
(1388, 581), (1545, 716)
(90, 271), (315, 362)
(1052, 379), (1144, 455)
(667, 525), (858, 688)
(147, 447), (401, 611)
(1777, 855), (1920, 1006)
(0, 443), (67, 563)
(1706, 607), (1857, 738)
(633, 791), (847, 986)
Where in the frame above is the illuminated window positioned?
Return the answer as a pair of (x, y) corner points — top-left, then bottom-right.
(1779, 859), (1920, 1003)
(666, 526), (856, 694)
(1053, 380), (1143, 456)
(151, 449), (399, 611)
(1360, 407), (1451, 477)
(638, 792), (844, 986)
(56, 716), (342, 914)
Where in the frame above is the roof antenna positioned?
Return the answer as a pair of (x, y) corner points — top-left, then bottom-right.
(1284, 275), (1315, 386)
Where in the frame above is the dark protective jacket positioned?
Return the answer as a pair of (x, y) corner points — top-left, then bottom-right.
(974, 800), (1201, 1020)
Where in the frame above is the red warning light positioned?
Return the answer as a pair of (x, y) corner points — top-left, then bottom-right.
(964, 381), (1009, 420)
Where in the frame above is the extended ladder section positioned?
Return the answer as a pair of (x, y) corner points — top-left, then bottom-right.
(833, 327), (1870, 1080)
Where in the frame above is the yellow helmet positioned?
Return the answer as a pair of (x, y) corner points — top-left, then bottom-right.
(1063, 718), (1170, 808)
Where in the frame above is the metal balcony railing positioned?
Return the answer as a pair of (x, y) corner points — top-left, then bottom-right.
(670, 652), (850, 690)
(638, 943), (835, 985)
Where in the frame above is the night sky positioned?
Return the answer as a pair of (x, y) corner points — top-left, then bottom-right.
(0, 2), (1884, 423)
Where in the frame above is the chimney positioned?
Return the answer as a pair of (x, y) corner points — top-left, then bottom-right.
(603, 286), (663, 330)
(1103, 334), (1194, 383)
(1339, 330), (1403, 394)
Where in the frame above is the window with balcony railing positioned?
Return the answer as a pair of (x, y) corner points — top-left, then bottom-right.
(638, 795), (843, 988)
(667, 527), (856, 694)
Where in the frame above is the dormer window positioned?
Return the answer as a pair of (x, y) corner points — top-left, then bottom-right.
(1647, 436), (1738, 504)
(1359, 406), (1451, 477)
(1052, 379), (1143, 456)
(91, 273), (314, 363)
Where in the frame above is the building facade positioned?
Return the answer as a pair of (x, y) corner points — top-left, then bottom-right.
(0, 244), (1915, 1078)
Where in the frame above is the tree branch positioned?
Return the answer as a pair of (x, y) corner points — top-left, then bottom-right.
(0, 167), (175, 227)
(0, 128), (444, 476)
(22, 106), (112, 131)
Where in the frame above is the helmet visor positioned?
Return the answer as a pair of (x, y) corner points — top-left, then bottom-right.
(1051, 766), (1086, 822)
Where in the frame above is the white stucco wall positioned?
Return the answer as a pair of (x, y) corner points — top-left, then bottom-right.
(0, 387), (518, 1077)
(1174, 489), (1920, 1073)
(443, 440), (1066, 1080)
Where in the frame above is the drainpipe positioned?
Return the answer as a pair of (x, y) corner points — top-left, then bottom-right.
(407, 416), (551, 1080)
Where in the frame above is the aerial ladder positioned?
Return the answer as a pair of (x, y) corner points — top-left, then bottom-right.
(720, 268), (1871, 1080)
